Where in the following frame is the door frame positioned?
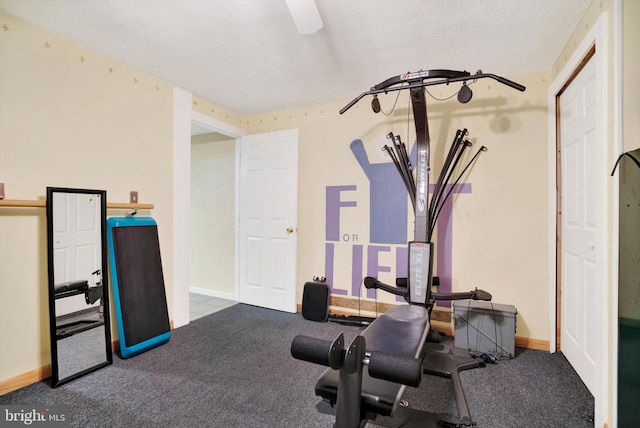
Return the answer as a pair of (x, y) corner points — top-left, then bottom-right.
(548, 14), (608, 353)
(546, 12), (618, 428)
(173, 87), (245, 328)
(556, 46), (599, 392)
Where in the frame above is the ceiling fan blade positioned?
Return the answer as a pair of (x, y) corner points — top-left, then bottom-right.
(285, 0), (323, 34)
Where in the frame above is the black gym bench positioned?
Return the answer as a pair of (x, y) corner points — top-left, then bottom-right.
(54, 272), (105, 339)
(292, 283), (491, 428)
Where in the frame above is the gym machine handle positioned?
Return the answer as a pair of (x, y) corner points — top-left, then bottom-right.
(432, 288), (492, 302)
(489, 73), (527, 92)
(365, 276), (491, 302)
(363, 276), (408, 298)
(373, 69), (471, 91)
(339, 69), (526, 114)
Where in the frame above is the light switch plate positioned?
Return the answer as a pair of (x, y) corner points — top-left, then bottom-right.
(130, 191), (138, 204)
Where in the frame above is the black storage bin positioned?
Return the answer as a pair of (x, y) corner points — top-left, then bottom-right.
(302, 281), (330, 322)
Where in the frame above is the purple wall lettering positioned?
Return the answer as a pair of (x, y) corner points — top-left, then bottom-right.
(325, 185), (357, 241)
(324, 138), (472, 304)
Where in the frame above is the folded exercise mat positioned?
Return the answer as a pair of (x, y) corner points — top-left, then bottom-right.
(107, 217), (171, 358)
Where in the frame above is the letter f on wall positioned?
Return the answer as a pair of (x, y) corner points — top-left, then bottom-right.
(325, 185), (357, 241)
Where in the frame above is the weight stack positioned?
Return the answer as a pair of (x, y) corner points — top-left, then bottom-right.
(301, 281), (330, 322)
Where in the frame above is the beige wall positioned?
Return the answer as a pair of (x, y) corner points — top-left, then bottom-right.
(190, 134), (236, 296)
(244, 71), (551, 341)
(0, 11), (252, 388)
(0, 11), (176, 383)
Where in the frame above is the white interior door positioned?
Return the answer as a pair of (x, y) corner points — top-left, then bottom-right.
(238, 129), (298, 313)
(559, 55), (601, 394)
(53, 192), (102, 316)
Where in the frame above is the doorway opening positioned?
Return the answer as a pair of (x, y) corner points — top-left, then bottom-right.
(189, 126), (238, 320)
(187, 111), (244, 321)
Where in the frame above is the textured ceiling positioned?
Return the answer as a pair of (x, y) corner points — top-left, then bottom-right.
(0, 0), (592, 115)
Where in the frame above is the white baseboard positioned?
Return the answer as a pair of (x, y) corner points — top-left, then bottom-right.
(189, 287), (235, 301)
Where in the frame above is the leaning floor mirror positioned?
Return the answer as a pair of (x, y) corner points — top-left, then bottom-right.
(46, 187), (112, 387)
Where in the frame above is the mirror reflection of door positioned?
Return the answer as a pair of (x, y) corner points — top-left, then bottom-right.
(47, 187), (112, 387)
(53, 192), (101, 316)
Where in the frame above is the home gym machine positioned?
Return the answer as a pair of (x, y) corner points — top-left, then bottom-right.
(291, 69), (525, 428)
(54, 269), (105, 339)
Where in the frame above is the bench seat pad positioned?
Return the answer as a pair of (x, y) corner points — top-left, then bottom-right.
(54, 280), (89, 295)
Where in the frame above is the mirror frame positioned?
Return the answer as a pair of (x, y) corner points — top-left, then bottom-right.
(46, 187), (112, 387)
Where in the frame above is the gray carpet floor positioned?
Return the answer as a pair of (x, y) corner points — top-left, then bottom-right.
(0, 304), (594, 427)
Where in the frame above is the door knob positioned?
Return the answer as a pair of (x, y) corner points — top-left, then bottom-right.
(286, 227), (295, 234)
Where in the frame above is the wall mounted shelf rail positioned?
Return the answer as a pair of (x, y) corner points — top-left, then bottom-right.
(0, 199), (154, 210)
